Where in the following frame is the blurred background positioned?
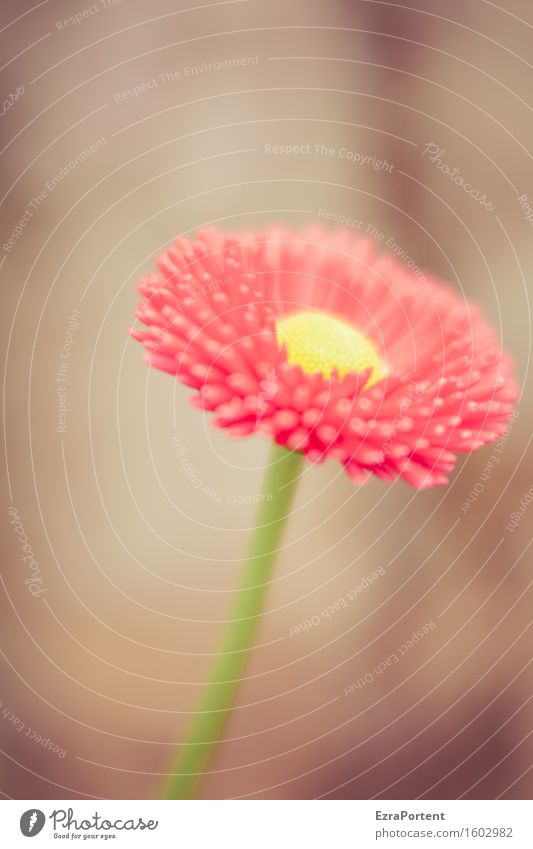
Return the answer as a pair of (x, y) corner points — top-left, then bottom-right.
(1, 0), (531, 800)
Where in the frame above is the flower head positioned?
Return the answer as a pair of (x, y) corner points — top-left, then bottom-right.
(131, 226), (516, 488)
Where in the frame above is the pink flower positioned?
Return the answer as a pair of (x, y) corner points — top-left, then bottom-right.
(131, 226), (517, 489)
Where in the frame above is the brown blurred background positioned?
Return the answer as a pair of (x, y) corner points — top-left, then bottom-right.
(1, 0), (531, 800)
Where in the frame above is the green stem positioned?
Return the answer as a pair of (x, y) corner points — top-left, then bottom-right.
(163, 443), (305, 800)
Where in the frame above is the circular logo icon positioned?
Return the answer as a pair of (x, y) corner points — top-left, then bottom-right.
(20, 810), (46, 837)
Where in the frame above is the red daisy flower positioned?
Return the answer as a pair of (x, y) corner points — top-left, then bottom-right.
(131, 225), (517, 489)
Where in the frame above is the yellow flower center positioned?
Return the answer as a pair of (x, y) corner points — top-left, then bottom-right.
(276, 310), (386, 386)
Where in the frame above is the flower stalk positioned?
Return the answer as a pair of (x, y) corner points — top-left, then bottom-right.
(162, 443), (304, 800)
